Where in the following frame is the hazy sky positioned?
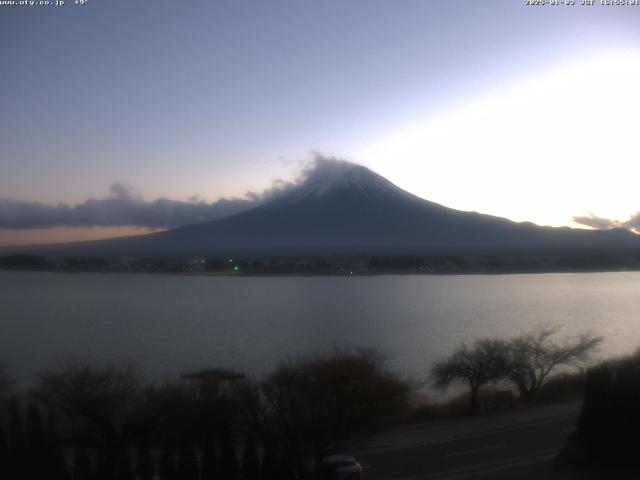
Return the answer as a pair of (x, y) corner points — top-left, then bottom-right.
(2, 0), (640, 244)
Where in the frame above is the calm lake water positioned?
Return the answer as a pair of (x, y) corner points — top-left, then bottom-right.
(2, 270), (640, 385)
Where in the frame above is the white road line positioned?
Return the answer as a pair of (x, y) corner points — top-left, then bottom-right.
(444, 442), (507, 458)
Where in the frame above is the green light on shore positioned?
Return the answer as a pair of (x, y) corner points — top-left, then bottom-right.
(233, 265), (239, 272)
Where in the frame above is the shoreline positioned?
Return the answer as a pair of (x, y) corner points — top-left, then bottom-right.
(1, 267), (639, 278)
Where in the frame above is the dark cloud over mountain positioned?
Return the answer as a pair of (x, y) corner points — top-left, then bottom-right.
(0, 155), (348, 230)
(0, 182), (260, 229)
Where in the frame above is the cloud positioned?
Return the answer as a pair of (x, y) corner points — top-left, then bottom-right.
(0, 182), (259, 229)
(572, 213), (621, 230)
(623, 214), (640, 232)
(241, 153), (354, 200)
(573, 212), (640, 234)
(244, 177), (295, 203)
(0, 154), (360, 230)
(109, 182), (143, 203)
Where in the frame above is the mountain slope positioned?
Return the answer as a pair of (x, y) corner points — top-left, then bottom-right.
(17, 159), (640, 257)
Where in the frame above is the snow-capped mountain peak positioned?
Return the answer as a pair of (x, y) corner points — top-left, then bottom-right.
(281, 157), (416, 204)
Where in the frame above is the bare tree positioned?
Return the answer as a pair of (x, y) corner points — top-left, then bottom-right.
(431, 339), (508, 413)
(505, 326), (602, 403)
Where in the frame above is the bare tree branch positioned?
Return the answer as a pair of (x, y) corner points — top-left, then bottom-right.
(431, 339), (508, 413)
(506, 326), (602, 402)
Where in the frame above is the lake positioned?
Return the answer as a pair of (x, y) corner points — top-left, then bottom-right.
(2, 270), (640, 386)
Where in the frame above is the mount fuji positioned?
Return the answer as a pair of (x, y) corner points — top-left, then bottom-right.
(19, 159), (640, 257)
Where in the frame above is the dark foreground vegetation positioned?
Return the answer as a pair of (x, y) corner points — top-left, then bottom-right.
(3, 250), (640, 275)
(0, 326), (634, 478)
(0, 349), (408, 480)
(560, 348), (640, 469)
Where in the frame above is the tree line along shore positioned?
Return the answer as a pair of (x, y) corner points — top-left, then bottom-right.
(2, 251), (640, 275)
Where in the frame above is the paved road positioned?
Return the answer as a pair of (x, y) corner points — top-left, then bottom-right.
(355, 410), (579, 480)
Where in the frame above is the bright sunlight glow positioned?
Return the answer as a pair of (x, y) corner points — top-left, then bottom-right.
(362, 52), (640, 228)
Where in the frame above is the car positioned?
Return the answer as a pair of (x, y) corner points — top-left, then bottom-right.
(316, 454), (364, 480)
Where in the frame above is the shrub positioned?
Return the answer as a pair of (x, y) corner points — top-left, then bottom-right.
(575, 350), (640, 465)
(262, 347), (408, 468)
